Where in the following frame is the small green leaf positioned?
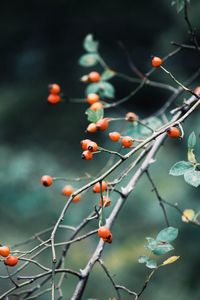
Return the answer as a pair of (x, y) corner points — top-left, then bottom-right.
(187, 149), (197, 164)
(79, 54), (99, 67)
(188, 132), (196, 149)
(145, 237), (157, 251)
(184, 169), (200, 187)
(146, 259), (157, 269)
(101, 69), (116, 81)
(86, 81), (115, 98)
(176, 0), (185, 13)
(152, 243), (174, 255)
(138, 256), (149, 263)
(83, 34), (99, 53)
(169, 161), (194, 176)
(156, 227), (178, 243)
(85, 108), (104, 123)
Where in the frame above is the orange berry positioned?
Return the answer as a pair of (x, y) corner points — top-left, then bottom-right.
(98, 226), (111, 239)
(90, 102), (104, 111)
(0, 246), (10, 257)
(73, 194), (81, 203)
(167, 127), (181, 138)
(41, 175), (53, 187)
(47, 94), (61, 104)
(88, 71), (101, 82)
(87, 93), (100, 105)
(93, 181), (107, 193)
(87, 123), (97, 133)
(4, 256), (19, 267)
(82, 150), (93, 160)
(121, 136), (133, 148)
(103, 233), (113, 243)
(96, 118), (109, 131)
(109, 132), (121, 142)
(151, 56), (163, 67)
(87, 141), (98, 152)
(194, 86), (200, 95)
(125, 112), (139, 122)
(62, 185), (74, 197)
(99, 196), (111, 207)
(80, 139), (91, 150)
(48, 83), (61, 94)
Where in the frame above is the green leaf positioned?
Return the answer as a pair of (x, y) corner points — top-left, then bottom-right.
(145, 237), (157, 251)
(85, 108), (104, 123)
(146, 259), (157, 269)
(138, 256), (149, 263)
(101, 69), (116, 81)
(188, 132), (196, 149)
(156, 227), (178, 243)
(187, 149), (197, 164)
(86, 81), (115, 98)
(176, 0), (185, 13)
(152, 243), (174, 255)
(79, 54), (99, 67)
(184, 169), (200, 187)
(83, 34), (99, 53)
(169, 161), (194, 176)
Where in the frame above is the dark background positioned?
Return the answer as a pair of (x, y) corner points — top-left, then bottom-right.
(0, 0), (200, 299)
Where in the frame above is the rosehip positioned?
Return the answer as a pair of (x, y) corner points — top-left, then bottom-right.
(96, 118), (109, 131)
(151, 56), (163, 67)
(41, 175), (53, 187)
(73, 194), (81, 203)
(93, 181), (107, 193)
(90, 102), (104, 111)
(47, 94), (61, 104)
(88, 71), (101, 82)
(87, 123), (97, 133)
(87, 141), (98, 152)
(87, 93), (100, 105)
(98, 226), (111, 239)
(99, 196), (111, 207)
(48, 83), (61, 94)
(80, 139), (91, 150)
(82, 150), (93, 160)
(125, 112), (139, 122)
(62, 185), (74, 197)
(4, 256), (19, 267)
(121, 136), (133, 148)
(167, 127), (181, 138)
(109, 132), (121, 142)
(0, 246), (10, 257)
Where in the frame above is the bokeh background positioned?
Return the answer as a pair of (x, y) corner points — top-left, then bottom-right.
(0, 0), (200, 299)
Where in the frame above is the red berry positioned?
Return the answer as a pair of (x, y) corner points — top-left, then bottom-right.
(82, 150), (93, 160)
(103, 233), (113, 243)
(41, 175), (53, 187)
(87, 123), (97, 133)
(72, 194), (81, 203)
(81, 139), (91, 150)
(62, 185), (74, 197)
(151, 56), (163, 67)
(121, 136), (133, 148)
(0, 246), (10, 257)
(4, 256), (19, 267)
(48, 83), (61, 94)
(96, 118), (109, 131)
(167, 127), (181, 138)
(98, 226), (111, 239)
(88, 71), (101, 82)
(87, 141), (98, 152)
(87, 93), (100, 105)
(47, 94), (61, 104)
(109, 132), (121, 142)
(99, 196), (111, 207)
(90, 102), (104, 111)
(125, 112), (139, 122)
(93, 181), (107, 193)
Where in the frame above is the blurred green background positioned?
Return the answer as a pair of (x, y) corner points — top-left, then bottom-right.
(0, 0), (200, 299)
